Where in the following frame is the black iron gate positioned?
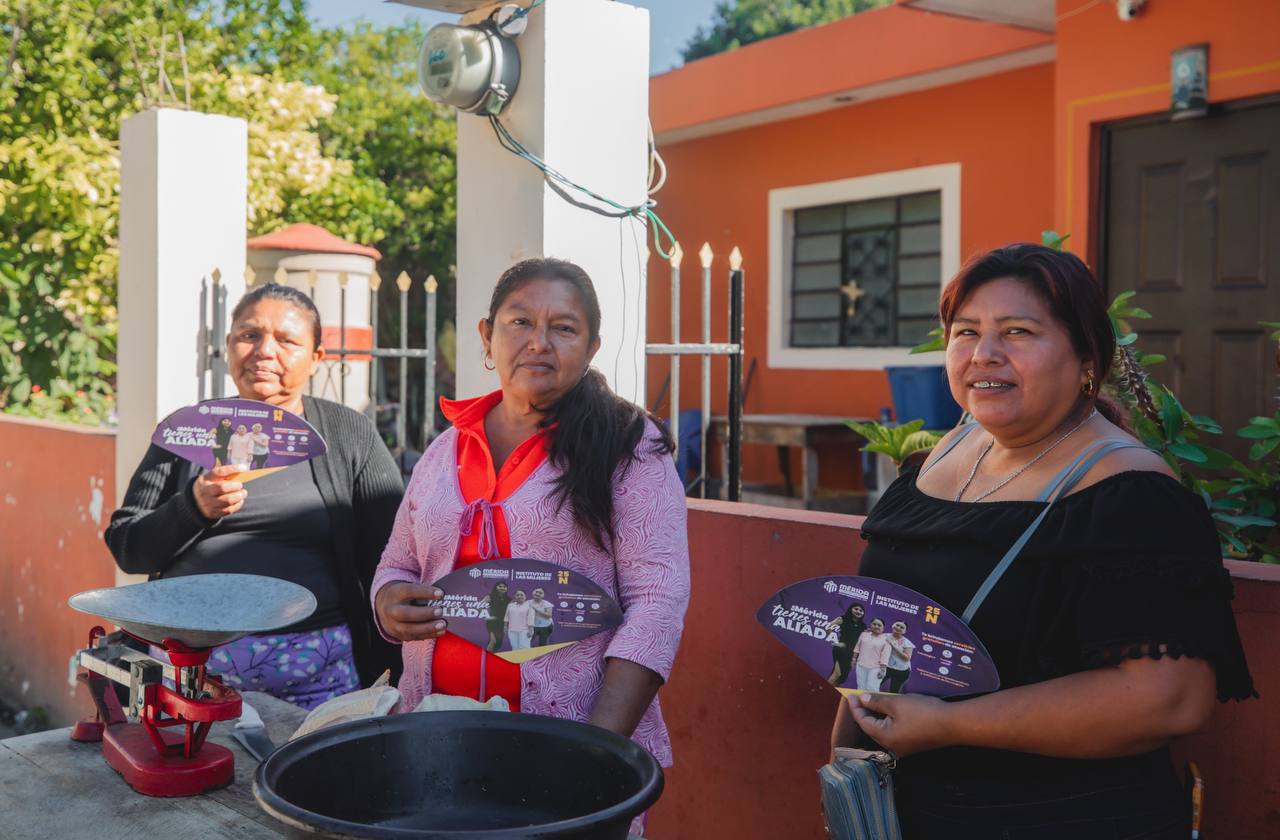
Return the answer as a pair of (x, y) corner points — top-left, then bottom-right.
(646, 243), (745, 501)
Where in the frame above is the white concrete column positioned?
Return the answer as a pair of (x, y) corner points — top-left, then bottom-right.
(455, 0), (650, 402)
(116, 108), (247, 580)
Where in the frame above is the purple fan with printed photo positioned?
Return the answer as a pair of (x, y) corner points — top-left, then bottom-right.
(151, 399), (327, 482)
(433, 558), (624, 664)
(757, 575), (1000, 698)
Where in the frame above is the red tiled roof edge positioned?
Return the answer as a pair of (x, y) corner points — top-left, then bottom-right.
(247, 223), (382, 260)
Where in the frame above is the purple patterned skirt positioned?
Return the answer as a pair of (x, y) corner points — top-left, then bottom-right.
(205, 624), (360, 710)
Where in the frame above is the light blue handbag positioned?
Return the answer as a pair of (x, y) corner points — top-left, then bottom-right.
(819, 747), (902, 840)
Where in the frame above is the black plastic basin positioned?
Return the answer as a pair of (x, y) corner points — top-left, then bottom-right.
(253, 711), (663, 839)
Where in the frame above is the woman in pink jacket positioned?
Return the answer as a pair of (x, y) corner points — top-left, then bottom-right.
(852, 618), (892, 692)
(370, 258), (691, 792)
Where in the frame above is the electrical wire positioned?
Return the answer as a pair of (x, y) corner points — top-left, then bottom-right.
(488, 116), (678, 259)
(626, 213), (643, 393)
(482, 2), (678, 258)
(647, 119), (668, 196)
(615, 217), (629, 385)
(512, 0), (547, 21)
(611, 214), (647, 395)
(1056, 0), (1105, 22)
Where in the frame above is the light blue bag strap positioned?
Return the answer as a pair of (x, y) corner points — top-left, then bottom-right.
(960, 438), (1147, 623)
(917, 423), (979, 479)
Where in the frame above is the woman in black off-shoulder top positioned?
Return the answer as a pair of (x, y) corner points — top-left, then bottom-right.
(832, 245), (1254, 840)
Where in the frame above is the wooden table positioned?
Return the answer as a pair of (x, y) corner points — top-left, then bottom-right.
(710, 414), (869, 510)
(0, 691), (306, 839)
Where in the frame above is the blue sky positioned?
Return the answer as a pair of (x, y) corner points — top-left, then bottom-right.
(307, 1), (722, 74)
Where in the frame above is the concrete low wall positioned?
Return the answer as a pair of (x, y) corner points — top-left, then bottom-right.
(648, 499), (867, 840)
(648, 502), (1280, 840)
(0, 415), (116, 725)
(0, 423), (1275, 837)
(1171, 560), (1280, 839)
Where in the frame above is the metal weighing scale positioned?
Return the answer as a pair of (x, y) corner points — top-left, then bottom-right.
(66, 574), (315, 797)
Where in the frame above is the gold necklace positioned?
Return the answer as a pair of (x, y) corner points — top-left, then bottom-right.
(954, 409), (1098, 502)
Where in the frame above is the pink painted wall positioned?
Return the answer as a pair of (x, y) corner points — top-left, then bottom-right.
(0, 415), (116, 725)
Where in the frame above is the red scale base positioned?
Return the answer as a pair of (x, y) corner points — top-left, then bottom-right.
(71, 628), (242, 798)
(102, 724), (235, 796)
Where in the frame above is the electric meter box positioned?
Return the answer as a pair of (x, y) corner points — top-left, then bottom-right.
(418, 22), (521, 115)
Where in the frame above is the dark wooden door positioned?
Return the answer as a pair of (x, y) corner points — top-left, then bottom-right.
(1104, 100), (1280, 447)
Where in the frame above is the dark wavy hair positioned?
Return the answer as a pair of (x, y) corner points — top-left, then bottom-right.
(938, 244), (1127, 428)
(230, 282), (323, 349)
(487, 258), (675, 550)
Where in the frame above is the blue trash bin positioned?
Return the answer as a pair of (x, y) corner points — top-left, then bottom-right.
(660, 408), (703, 492)
(885, 365), (961, 430)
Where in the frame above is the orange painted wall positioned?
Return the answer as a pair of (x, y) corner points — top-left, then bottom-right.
(647, 63), (1055, 486)
(1053, 0), (1280, 262)
(0, 416), (116, 725)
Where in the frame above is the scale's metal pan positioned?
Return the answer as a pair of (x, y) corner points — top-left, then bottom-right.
(69, 574), (316, 649)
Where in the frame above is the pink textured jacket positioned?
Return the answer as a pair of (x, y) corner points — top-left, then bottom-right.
(371, 422), (690, 767)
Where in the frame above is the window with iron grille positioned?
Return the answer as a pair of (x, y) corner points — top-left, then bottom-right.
(789, 191), (941, 349)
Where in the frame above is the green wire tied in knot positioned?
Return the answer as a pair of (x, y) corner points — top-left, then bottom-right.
(487, 115), (679, 261)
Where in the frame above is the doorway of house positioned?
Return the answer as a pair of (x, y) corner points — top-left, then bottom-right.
(1100, 97), (1279, 452)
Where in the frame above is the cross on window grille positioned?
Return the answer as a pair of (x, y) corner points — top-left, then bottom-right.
(789, 191), (942, 348)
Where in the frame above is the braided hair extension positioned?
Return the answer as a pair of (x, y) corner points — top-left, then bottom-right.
(1110, 344), (1161, 427)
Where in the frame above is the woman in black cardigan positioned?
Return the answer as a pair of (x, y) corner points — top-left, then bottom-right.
(105, 284), (402, 708)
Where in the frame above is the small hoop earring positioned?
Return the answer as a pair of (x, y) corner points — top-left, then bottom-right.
(484, 356), (495, 371)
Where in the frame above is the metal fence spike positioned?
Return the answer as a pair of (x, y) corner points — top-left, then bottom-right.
(306, 269), (318, 288)
(699, 242), (714, 269)
(369, 271), (382, 291)
(275, 266), (288, 285)
(670, 242), (684, 268)
(426, 275), (439, 294)
(211, 267), (222, 283)
(396, 271), (413, 293)
(729, 247), (743, 271)
(243, 265), (256, 286)
(337, 271), (349, 289)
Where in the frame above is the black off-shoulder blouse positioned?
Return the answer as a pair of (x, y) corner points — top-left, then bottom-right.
(857, 465), (1255, 794)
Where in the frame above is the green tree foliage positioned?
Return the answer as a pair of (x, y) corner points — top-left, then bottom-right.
(302, 23), (456, 287)
(299, 22), (458, 378)
(682, 0), (892, 63)
(0, 1), (454, 423)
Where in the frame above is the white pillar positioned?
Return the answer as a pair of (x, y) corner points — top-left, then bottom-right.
(116, 109), (247, 580)
(455, 0), (650, 402)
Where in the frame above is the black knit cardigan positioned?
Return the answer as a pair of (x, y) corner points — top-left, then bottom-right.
(104, 396), (403, 685)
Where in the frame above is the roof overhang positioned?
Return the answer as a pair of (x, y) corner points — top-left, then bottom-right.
(898, 0), (1056, 32)
(651, 4), (1054, 145)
